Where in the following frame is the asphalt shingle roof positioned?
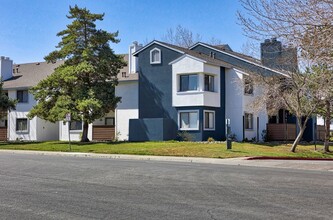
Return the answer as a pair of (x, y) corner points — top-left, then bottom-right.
(3, 61), (64, 89)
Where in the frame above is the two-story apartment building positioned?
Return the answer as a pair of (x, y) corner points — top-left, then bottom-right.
(1, 58), (62, 141)
(127, 40), (288, 142)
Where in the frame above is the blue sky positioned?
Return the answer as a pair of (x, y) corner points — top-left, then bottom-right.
(0, 0), (248, 64)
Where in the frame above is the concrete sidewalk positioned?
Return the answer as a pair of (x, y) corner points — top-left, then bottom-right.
(1, 149), (332, 172)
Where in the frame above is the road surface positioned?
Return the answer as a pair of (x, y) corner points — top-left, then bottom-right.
(0, 152), (332, 219)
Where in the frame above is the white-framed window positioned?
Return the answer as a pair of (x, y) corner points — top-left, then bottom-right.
(16, 118), (28, 132)
(244, 113), (253, 129)
(70, 121), (83, 131)
(17, 90), (29, 103)
(204, 110), (215, 130)
(179, 74), (198, 92)
(150, 48), (161, 64)
(244, 76), (253, 95)
(178, 110), (199, 130)
(204, 75), (215, 92)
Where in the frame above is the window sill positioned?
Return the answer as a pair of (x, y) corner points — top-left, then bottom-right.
(244, 93), (254, 96)
(150, 62), (161, 65)
(16, 131), (29, 134)
(204, 128), (215, 131)
(70, 130), (83, 132)
(245, 129), (254, 131)
(177, 91), (218, 95)
(179, 128), (199, 131)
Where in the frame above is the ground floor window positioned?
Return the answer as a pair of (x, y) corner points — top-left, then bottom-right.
(245, 113), (253, 129)
(105, 117), (115, 126)
(179, 110), (199, 130)
(204, 110), (215, 130)
(16, 118), (28, 132)
(70, 121), (83, 131)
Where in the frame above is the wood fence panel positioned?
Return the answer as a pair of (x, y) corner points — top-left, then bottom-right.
(0, 127), (7, 141)
(267, 124), (296, 141)
(92, 126), (115, 141)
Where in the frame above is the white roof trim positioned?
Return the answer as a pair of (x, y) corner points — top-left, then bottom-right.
(168, 54), (207, 65)
(133, 40), (185, 56)
(234, 68), (250, 76)
(190, 42), (288, 77)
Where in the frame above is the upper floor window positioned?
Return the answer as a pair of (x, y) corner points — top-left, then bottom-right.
(179, 74), (198, 92)
(17, 90), (28, 103)
(150, 48), (161, 64)
(244, 76), (253, 95)
(204, 75), (215, 92)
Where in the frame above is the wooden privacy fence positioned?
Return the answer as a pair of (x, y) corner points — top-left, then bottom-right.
(92, 125), (115, 141)
(316, 125), (325, 141)
(0, 127), (7, 141)
(267, 123), (296, 141)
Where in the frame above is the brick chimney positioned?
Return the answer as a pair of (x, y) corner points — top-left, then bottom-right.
(261, 38), (297, 72)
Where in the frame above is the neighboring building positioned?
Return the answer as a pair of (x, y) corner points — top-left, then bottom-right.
(2, 59), (63, 141)
(128, 40), (289, 142)
(59, 42), (142, 141)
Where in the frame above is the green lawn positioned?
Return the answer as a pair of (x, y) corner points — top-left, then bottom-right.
(0, 141), (332, 159)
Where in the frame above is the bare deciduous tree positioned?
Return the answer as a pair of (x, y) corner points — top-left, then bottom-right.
(238, 0), (333, 152)
(162, 25), (202, 48)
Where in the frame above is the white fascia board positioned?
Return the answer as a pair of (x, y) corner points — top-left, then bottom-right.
(190, 42), (288, 77)
(234, 68), (250, 76)
(133, 40), (185, 56)
(168, 54), (207, 65)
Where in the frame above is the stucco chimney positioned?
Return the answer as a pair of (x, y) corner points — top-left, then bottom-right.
(129, 41), (143, 74)
(0, 56), (13, 81)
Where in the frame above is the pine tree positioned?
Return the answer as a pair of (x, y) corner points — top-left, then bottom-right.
(28, 5), (125, 142)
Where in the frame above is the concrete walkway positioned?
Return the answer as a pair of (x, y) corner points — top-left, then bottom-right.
(1, 149), (332, 172)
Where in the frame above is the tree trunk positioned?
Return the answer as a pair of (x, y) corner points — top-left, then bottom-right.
(290, 117), (308, 152)
(324, 100), (331, 153)
(80, 121), (90, 142)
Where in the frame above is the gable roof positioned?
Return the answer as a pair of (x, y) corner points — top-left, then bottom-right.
(3, 61), (64, 89)
(189, 42), (288, 76)
(133, 40), (186, 56)
(133, 40), (233, 68)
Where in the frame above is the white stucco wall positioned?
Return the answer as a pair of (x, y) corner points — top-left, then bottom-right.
(7, 89), (61, 141)
(225, 68), (244, 141)
(8, 111), (37, 141)
(59, 121), (93, 141)
(115, 81), (138, 140)
(172, 56), (220, 107)
(36, 119), (59, 141)
(225, 68), (268, 141)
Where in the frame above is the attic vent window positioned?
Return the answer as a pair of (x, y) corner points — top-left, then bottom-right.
(122, 72), (127, 78)
(150, 48), (161, 64)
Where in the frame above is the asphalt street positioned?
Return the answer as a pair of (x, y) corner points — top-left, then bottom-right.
(0, 152), (332, 220)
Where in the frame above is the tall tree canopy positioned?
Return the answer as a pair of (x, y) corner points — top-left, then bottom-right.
(28, 5), (125, 142)
(0, 81), (16, 118)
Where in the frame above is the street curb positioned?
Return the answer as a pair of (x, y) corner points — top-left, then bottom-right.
(0, 149), (249, 165)
(247, 156), (333, 161)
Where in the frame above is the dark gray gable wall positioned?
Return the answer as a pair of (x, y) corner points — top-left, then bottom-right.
(137, 44), (182, 119)
(129, 44), (183, 141)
